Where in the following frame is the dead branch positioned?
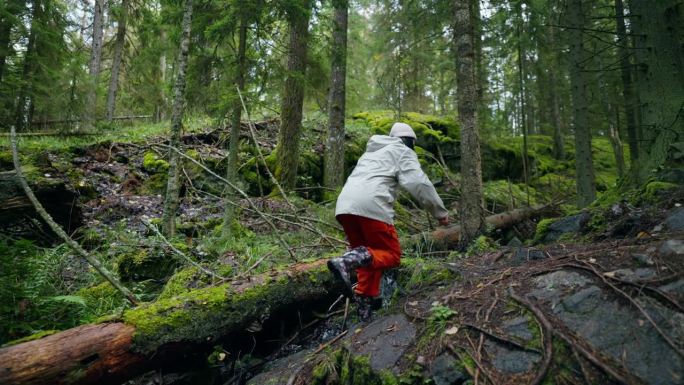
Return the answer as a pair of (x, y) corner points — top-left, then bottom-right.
(142, 219), (225, 280)
(157, 143), (296, 260)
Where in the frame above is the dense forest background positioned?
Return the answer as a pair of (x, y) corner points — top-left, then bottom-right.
(0, 1), (682, 382)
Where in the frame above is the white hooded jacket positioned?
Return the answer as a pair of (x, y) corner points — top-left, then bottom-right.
(335, 135), (449, 225)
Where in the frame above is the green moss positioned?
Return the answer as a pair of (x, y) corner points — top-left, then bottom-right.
(116, 248), (179, 281)
(533, 218), (558, 245)
(123, 262), (336, 354)
(142, 152), (169, 173)
(75, 281), (125, 321)
(2, 329), (59, 347)
(311, 349), (401, 385)
(483, 180), (537, 210)
(398, 257), (459, 290)
(643, 181), (678, 202)
(465, 236), (498, 256)
(140, 173), (168, 195)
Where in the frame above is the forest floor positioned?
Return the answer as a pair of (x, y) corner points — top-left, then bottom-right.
(1, 116), (682, 385)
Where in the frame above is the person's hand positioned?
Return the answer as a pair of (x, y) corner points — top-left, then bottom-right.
(438, 215), (449, 226)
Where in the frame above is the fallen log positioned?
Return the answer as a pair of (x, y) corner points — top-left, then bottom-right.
(413, 205), (553, 248)
(0, 259), (341, 385)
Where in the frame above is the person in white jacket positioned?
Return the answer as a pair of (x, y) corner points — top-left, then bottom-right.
(328, 122), (449, 321)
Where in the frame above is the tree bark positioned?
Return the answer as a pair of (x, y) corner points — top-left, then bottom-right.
(223, 16), (248, 235)
(628, 0), (684, 182)
(614, 0), (640, 166)
(454, 0), (485, 244)
(161, 0), (193, 237)
(13, 0), (40, 132)
(0, 259), (339, 385)
(275, 0), (312, 190)
(414, 205), (551, 248)
(0, 0), (23, 84)
(324, 0), (348, 193)
(105, 0), (128, 122)
(548, 25), (565, 161)
(567, 0), (596, 207)
(84, 0), (105, 129)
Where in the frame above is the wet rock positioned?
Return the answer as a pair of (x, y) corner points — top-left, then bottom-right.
(529, 270), (591, 303)
(430, 353), (469, 385)
(344, 314), (416, 373)
(542, 212), (590, 243)
(512, 248), (546, 265)
(632, 253), (655, 266)
(611, 268), (657, 282)
(660, 279), (684, 295)
(501, 316), (534, 341)
(486, 340), (540, 374)
(664, 208), (684, 231)
(550, 284), (684, 385)
(659, 240), (684, 257)
(246, 349), (312, 385)
(506, 237), (523, 247)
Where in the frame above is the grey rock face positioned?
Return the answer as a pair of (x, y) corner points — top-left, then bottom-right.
(345, 314), (417, 373)
(659, 240), (684, 257)
(542, 212), (590, 243)
(430, 353), (469, 385)
(486, 340), (541, 374)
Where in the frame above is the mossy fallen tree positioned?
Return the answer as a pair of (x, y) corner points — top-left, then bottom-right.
(0, 259), (341, 385)
(414, 205), (552, 248)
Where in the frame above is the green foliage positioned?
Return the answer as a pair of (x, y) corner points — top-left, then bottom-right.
(142, 152), (169, 173)
(533, 218), (558, 244)
(0, 239), (103, 344)
(465, 236), (498, 256)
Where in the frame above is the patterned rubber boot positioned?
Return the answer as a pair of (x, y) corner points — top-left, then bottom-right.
(355, 294), (374, 322)
(327, 246), (372, 298)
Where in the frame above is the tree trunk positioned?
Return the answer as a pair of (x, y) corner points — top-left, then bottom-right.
(105, 0), (128, 122)
(0, 0), (23, 84)
(414, 205), (552, 248)
(628, 0), (684, 182)
(13, 0), (40, 132)
(516, 3), (531, 205)
(84, 0), (105, 129)
(614, 0), (640, 167)
(223, 17), (248, 235)
(161, 0), (193, 237)
(567, 0), (596, 207)
(548, 25), (565, 161)
(454, 0), (485, 244)
(275, 0), (312, 190)
(324, 0), (348, 193)
(0, 259), (340, 385)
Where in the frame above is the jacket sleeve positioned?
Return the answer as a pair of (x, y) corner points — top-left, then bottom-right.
(396, 149), (449, 219)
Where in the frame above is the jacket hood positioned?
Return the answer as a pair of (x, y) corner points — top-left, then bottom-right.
(365, 135), (403, 152)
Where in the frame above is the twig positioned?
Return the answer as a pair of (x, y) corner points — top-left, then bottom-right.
(156, 143), (296, 260)
(9, 124), (138, 305)
(461, 323), (542, 354)
(342, 297), (350, 330)
(143, 219), (225, 280)
(313, 330), (348, 355)
(508, 291), (553, 385)
(236, 87), (296, 212)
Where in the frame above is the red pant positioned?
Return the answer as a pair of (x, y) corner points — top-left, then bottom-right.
(337, 214), (402, 297)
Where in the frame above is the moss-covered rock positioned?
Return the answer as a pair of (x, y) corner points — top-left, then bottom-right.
(142, 152), (169, 173)
(116, 248), (179, 281)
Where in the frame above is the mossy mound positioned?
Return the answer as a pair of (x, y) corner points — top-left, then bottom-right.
(116, 248), (180, 281)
